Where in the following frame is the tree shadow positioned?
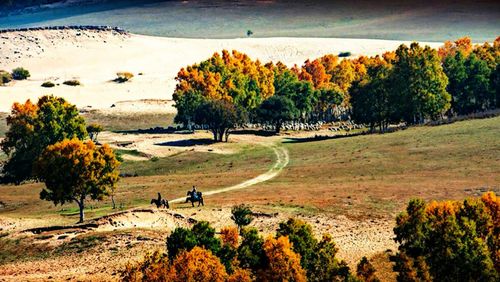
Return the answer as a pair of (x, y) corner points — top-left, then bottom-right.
(282, 132), (368, 144)
(231, 129), (277, 137)
(155, 138), (216, 147)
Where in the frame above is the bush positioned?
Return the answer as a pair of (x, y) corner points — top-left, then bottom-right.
(0, 70), (12, 85)
(86, 123), (103, 142)
(11, 67), (30, 80)
(231, 204), (253, 230)
(338, 51), (352, 57)
(166, 221), (221, 260)
(41, 81), (55, 88)
(357, 256), (379, 282)
(63, 80), (81, 86)
(115, 72), (134, 83)
(393, 192), (499, 281)
(260, 236), (307, 282)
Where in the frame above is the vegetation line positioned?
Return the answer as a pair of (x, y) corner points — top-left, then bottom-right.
(170, 145), (289, 203)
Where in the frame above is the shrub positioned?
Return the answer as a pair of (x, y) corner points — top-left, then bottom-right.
(338, 51), (352, 57)
(237, 227), (266, 271)
(357, 256), (379, 282)
(86, 123), (103, 142)
(0, 70), (12, 85)
(231, 204), (253, 231)
(41, 81), (55, 88)
(115, 72), (134, 83)
(63, 80), (81, 86)
(11, 67), (30, 80)
(166, 221), (221, 260)
(393, 192), (499, 281)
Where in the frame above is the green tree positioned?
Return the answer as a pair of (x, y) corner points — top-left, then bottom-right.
(194, 99), (243, 142)
(231, 204), (254, 231)
(393, 194), (499, 281)
(166, 221), (222, 260)
(0, 70), (12, 85)
(237, 227), (267, 272)
(35, 139), (120, 223)
(255, 95), (298, 133)
(86, 123), (103, 142)
(390, 43), (451, 123)
(1, 95), (87, 184)
(173, 89), (205, 129)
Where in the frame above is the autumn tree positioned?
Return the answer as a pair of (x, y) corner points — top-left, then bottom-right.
(393, 193), (499, 281)
(35, 139), (120, 223)
(121, 250), (170, 282)
(390, 43), (451, 123)
(438, 37), (473, 59)
(255, 95), (298, 133)
(1, 95), (87, 184)
(174, 50), (274, 110)
(259, 236), (307, 282)
(194, 99), (244, 142)
(168, 246), (228, 282)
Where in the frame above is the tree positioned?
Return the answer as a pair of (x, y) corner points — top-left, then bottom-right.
(173, 89), (205, 129)
(0, 70), (12, 85)
(276, 218), (353, 281)
(194, 99), (243, 142)
(237, 227), (267, 272)
(351, 57), (393, 131)
(1, 95), (87, 184)
(390, 43), (451, 123)
(86, 123), (103, 142)
(168, 247), (227, 282)
(357, 257), (379, 282)
(11, 67), (30, 80)
(35, 139), (120, 223)
(393, 193), (499, 281)
(166, 221), (222, 260)
(260, 236), (307, 282)
(220, 226), (239, 249)
(121, 250), (170, 282)
(231, 204), (253, 231)
(256, 95), (298, 133)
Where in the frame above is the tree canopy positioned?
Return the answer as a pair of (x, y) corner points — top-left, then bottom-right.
(35, 138), (120, 223)
(1, 95), (87, 184)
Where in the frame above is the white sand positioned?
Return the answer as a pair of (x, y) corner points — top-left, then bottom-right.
(0, 29), (442, 112)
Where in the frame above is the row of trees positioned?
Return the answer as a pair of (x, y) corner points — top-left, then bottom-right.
(122, 192), (499, 281)
(0, 95), (119, 222)
(173, 37), (499, 138)
(122, 215), (376, 282)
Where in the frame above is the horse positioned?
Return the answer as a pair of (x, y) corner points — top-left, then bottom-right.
(186, 191), (204, 207)
(151, 198), (169, 209)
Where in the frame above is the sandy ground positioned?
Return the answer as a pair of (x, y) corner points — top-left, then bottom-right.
(0, 29), (442, 112)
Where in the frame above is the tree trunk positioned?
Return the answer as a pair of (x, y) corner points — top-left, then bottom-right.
(111, 195), (116, 209)
(76, 199), (85, 223)
(275, 121), (281, 134)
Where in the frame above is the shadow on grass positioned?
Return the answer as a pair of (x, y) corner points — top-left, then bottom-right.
(283, 132), (369, 144)
(155, 138), (216, 147)
(231, 129), (277, 137)
(115, 128), (193, 135)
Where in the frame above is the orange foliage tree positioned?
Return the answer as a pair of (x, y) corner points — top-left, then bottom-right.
(438, 36), (473, 59)
(174, 50), (274, 110)
(259, 236), (307, 282)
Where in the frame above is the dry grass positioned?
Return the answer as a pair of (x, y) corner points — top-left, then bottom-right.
(81, 111), (175, 132)
(209, 117), (500, 219)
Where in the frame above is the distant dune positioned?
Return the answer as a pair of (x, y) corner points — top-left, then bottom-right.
(0, 29), (443, 112)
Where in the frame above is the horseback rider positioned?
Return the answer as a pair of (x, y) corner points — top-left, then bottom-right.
(157, 192), (162, 202)
(191, 186), (198, 200)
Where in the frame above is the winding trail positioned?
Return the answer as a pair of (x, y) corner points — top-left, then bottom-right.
(170, 144), (289, 204)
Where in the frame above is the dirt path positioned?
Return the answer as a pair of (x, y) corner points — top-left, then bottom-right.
(170, 144), (289, 203)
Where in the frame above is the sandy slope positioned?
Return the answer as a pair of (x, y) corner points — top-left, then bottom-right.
(0, 29), (442, 112)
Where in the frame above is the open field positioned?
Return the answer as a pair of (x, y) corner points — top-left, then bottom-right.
(0, 116), (498, 280)
(1, 0), (498, 42)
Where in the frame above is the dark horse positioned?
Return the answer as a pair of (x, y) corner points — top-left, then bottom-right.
(186, 191), (204, 207)
(151, 192), (169, 208)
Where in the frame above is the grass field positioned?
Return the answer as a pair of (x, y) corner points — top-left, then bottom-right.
(208, 117), (500, 219)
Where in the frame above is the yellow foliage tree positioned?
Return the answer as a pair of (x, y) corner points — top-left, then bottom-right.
(168, 246), (228, 282)
(35, 138), (120, 223)
(221, 226), (239, 249)
(260, 236), (307, 282)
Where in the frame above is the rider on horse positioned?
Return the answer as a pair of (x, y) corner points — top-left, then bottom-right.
(191, 186), (198, 200)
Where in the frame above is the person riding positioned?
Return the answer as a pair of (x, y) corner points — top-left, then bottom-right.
(157, 192), (162, 202)
(191, 186), (198, 200)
